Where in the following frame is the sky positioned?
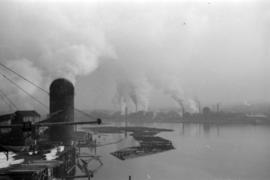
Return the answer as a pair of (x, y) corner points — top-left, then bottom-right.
(0, 0), (269, 114)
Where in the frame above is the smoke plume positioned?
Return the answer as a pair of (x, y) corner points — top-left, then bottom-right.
(113, 75), (152, 113)
(113, 80), (132, 114)
(0, 0), (269, 112)
(187, 99), (200, 113)
(0, 1), (116, 112)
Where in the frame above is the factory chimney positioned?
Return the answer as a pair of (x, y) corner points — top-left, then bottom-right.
(194, 98), (201, 114)
(49, 78), (74, 144)
(216, 103), (220, 113)
(179, 101), (185, 116)
(197, 100), (201, 114)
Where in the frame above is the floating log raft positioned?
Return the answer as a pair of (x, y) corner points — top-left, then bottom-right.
(83, 126), (175, 160)
(111, 135), (174, 160)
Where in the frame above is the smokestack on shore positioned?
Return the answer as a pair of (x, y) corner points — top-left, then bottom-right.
(179, 101), (185, 116)
(49, 78), (74, 144)
(216, 103), (220, 113)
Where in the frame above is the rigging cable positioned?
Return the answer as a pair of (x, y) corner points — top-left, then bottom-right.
(73, 108), (98, 120)
(0, 88), (17, 110)
(0, 64), (98, 120)
(0, 62), (48, 94)
(0, 72), (48, 110)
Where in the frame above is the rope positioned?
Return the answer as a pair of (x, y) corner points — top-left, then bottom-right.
(0, 88), (17, 110)
(0, 72), (48, 110)
(0, 63), (98, 119)
(0, 62), (48, 94)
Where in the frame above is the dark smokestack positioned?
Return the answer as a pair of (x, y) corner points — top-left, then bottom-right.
(194, 98), (201, 114)
(179, 101), (185, 115)
(198, 101), (201, 114)
(216, 103), (220, 113)
(49, 78), (74, 144)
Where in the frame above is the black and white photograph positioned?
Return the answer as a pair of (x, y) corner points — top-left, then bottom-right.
(0, 0), (269, 179)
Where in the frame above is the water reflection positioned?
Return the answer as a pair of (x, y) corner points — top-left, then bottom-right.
(180, 123), (220, 137)
(86, 122), (270, 180)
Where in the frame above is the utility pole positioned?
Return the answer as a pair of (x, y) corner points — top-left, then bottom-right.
(125, 106), (128, 137)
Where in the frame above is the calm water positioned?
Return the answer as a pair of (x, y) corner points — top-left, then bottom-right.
(81, 123), (270, 180)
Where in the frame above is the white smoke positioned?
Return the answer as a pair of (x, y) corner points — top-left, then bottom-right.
(0, 1), (116, 112)
(0, 1), (116, 80)
(130, 77), (152, 112)
(4, 59), (43, 97)
(113, 76), (152, 113)
(243, 100), (251, 106)
(148, 75), (201, 114)
(0, 59), (43, 110)
(0, 1), (267, 112)
(112, 80), (132, 114)
(39, 44), (104, 83)
(129, 90), (138, 112)
(187, 99), (200, 113)
(149, 75), (186, 113)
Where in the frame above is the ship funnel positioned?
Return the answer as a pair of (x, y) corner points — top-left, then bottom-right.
(49, 78), (74, 144)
